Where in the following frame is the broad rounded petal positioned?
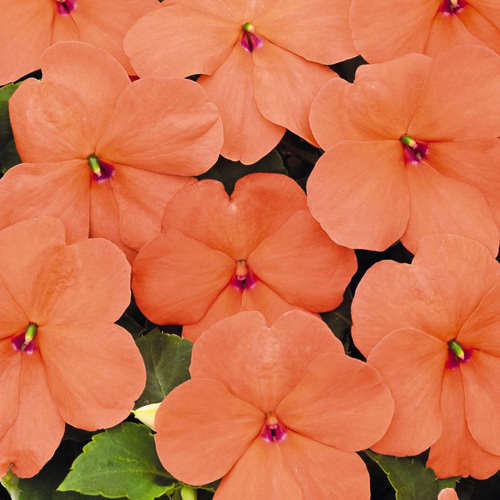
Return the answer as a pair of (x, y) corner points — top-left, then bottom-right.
(97, 78), (223, 176)
(0, 341), (21, 436)
(307, 141), (409, 251)
(249, 210), (356, 312)
(460, 2), (500, 54)
(215, 436), (302, 500)
(0, 0), (52, 84)
(459, 282), (500, 356)
(191, 310), (342, 411)
(182, 285), (243, 343)
(403, 162), (499, 256)
(0, 218), (66, 313)
(0, 353), (65, 478)
(463, 351), (500, 455)
(199, 46), (285, 165)
(253, 41), (336, 144)
(162, 175), (307, 258)
(41, 323), (145, 430)
(111, 166), (196, 252)
(409, 46), (500, 140)
(125, 4), (239, 78)
(0, 162), (91, 244)
(0, 284), (28, 341)
(154, 378), (263, 485)
(29, 238), (131, 325)
(368, 328), (447, 456)
(424, 10), (486, 56)
(280, 431), (370, 500)
(278, 352), (393, 451)
(350, 0), (436, 62)
(438, 489), (459, 500)
(352, 234), (500, 356)
(133, 229), (235, 325)
(429, 139), (500, 229)
(255, 0), (356, 63)
(69, 0), (159, 74)
(427, 369), (500, 479)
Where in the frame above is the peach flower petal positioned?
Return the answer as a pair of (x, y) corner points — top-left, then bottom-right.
(277, 352), (393, 451)
(191, 311), (342, 411)
(307, 141), (409, 251)
(0, 342), (21, 436)
(161, 175), (306, 258)
(460, 1), (500, 53)
(438, 489), (459, 500)
(29, 238), (131, 326)
(462, 351), (500, 456)
(0, 353), (65, 478)
(199, 46), (285, 164)
(40, 323), (145, 430)
(427, 369), (500, 479)
(154, 378), (264, 486)
(368, 328), (446, 456)
(214, 436), (302, 500)
(253, 41), (335, 145)
(125, 3), (239, 78)
(350, 0), (435, 62)
(0, 162), (90, 244)
(97, 78), (223, 176)
(403, 162), (499, 255)
(133, 229), (235, 325)
(249, 210), (356, 312)
(280, 431), (371, 500)
(409, 46), (500, 141)
(255, 0), (356, 63)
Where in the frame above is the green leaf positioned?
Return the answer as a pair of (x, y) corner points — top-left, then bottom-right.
(364, 450), (459, 500)
(58, 423), (174, 500)
(197, 149), (287, 194)
(135, 330), (192, 407)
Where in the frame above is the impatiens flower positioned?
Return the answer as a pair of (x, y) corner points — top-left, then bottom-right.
(438, 488), (460, 500)
(0, 0), (159, 84)
(124, 0), (357, 164)
(132, 173), (357, 342)
(154, 310), (394, 499)
(0, 217), (146, 478)
(350, 0), (500, 63)
(351, 234), (500, 479)
(0, 41), (222, 261)
(307, 45), (500, 255)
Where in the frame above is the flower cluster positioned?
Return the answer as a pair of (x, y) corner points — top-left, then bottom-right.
(0, 0), (498, 498)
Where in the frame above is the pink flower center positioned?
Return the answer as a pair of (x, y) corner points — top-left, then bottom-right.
(55, 0), (77, 15)
(230, 259), (257, 290)
(261, 412), (287, 443)
(88, 155), (115, 182)
(446, 339), (473, 369)
(11, 323), (38, 354)
(400, 134), (428, 164)
(440, 0), (466, 14)
(241, 22), (263, 53)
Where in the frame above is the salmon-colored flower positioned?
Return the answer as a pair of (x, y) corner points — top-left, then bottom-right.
(155, 310), (394, 499)
(0, 216), (146, 478)
(0, 41), (222, 261)
(438, 488), (459, 500)
(124, 0), (356, 164)
(307, 45), (500, 255)
(351, 234), (500, 479)
(350, 0), (500, 63)
(0, 0), (158, 84)
(132, 173), (357, 342)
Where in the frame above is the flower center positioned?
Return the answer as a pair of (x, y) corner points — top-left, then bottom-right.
(240, 22), (264, 53)
(230, 259), (257, 290)
(260, 412), (287, 443)
(11, 323), (38, 354)
(55, 0), (77, 15)
(87, 155), (115, 182)
(400, 134), (428, 164)
(446, 339), (473, 369)
(441, 0), (466, 14)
